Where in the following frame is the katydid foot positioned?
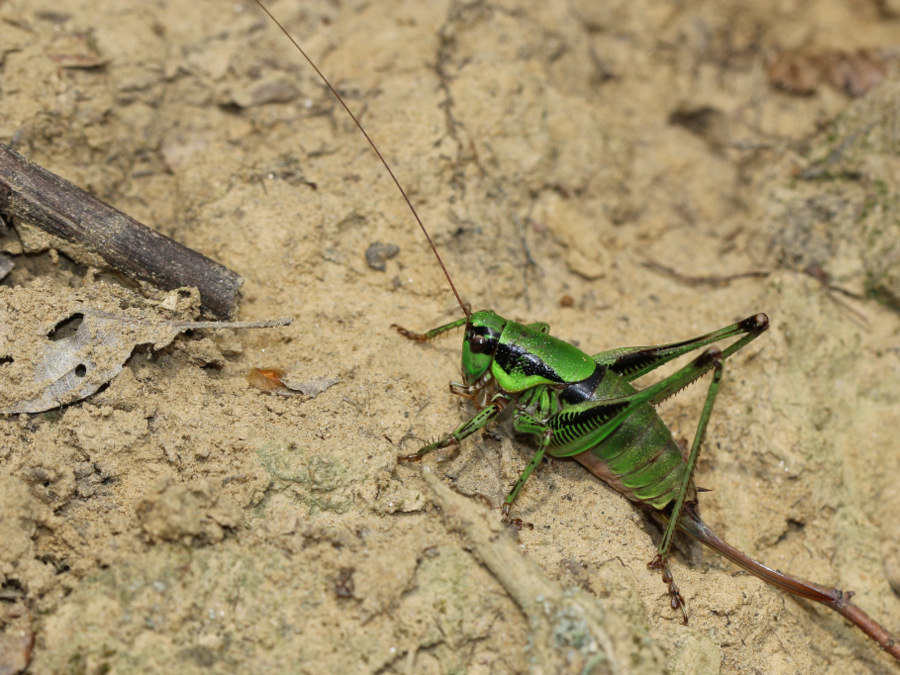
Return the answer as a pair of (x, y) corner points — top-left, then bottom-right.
(649, 554), (688, 624)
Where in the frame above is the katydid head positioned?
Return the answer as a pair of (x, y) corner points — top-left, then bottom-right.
(461, 310), (506, 384)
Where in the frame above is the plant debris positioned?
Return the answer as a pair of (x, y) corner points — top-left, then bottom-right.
(248, 367), (339, 398)
(0, 281), (292, 413)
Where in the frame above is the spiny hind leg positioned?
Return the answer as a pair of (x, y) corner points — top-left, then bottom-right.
(594, 313), (768, 382)
(648, 555), (688, 623)
(651, 348), (725, 624)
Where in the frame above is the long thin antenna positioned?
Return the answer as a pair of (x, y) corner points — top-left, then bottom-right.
(252, 0), (469, 320)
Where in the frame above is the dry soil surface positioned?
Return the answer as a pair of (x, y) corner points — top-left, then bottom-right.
(2, 1), (900, 673)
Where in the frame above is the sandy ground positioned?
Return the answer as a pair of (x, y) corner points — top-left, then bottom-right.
(2, 0), (900, 672)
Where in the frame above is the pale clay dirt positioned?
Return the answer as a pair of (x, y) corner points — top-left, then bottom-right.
(1, 0), (900, 673)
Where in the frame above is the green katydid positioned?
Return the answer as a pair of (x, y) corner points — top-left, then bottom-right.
(252, 0), (900, 661)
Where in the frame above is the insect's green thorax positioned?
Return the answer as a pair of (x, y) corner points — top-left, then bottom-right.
(463, 310), (595, 392)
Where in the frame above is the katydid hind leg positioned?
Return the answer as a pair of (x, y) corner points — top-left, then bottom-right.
(595, 313), (768, 382)
(650, 350), (724, 624)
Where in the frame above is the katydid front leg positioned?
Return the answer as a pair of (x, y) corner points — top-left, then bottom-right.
(391, 317), (467, 342)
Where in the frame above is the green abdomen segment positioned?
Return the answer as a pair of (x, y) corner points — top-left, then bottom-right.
(554, 374), (686, 510)
(576, 406), (684, 509)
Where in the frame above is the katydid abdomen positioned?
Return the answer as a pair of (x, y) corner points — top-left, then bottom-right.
(569, 380), (687, 512)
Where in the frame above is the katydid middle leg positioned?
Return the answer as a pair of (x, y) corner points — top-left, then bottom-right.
(398, 396), (507, 461)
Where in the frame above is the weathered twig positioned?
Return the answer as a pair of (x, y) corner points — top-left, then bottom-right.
(420, 467), (668, 674)
(0, 143), (242, 318)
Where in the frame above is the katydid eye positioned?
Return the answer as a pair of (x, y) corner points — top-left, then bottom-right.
(469, 335), (487, 354)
